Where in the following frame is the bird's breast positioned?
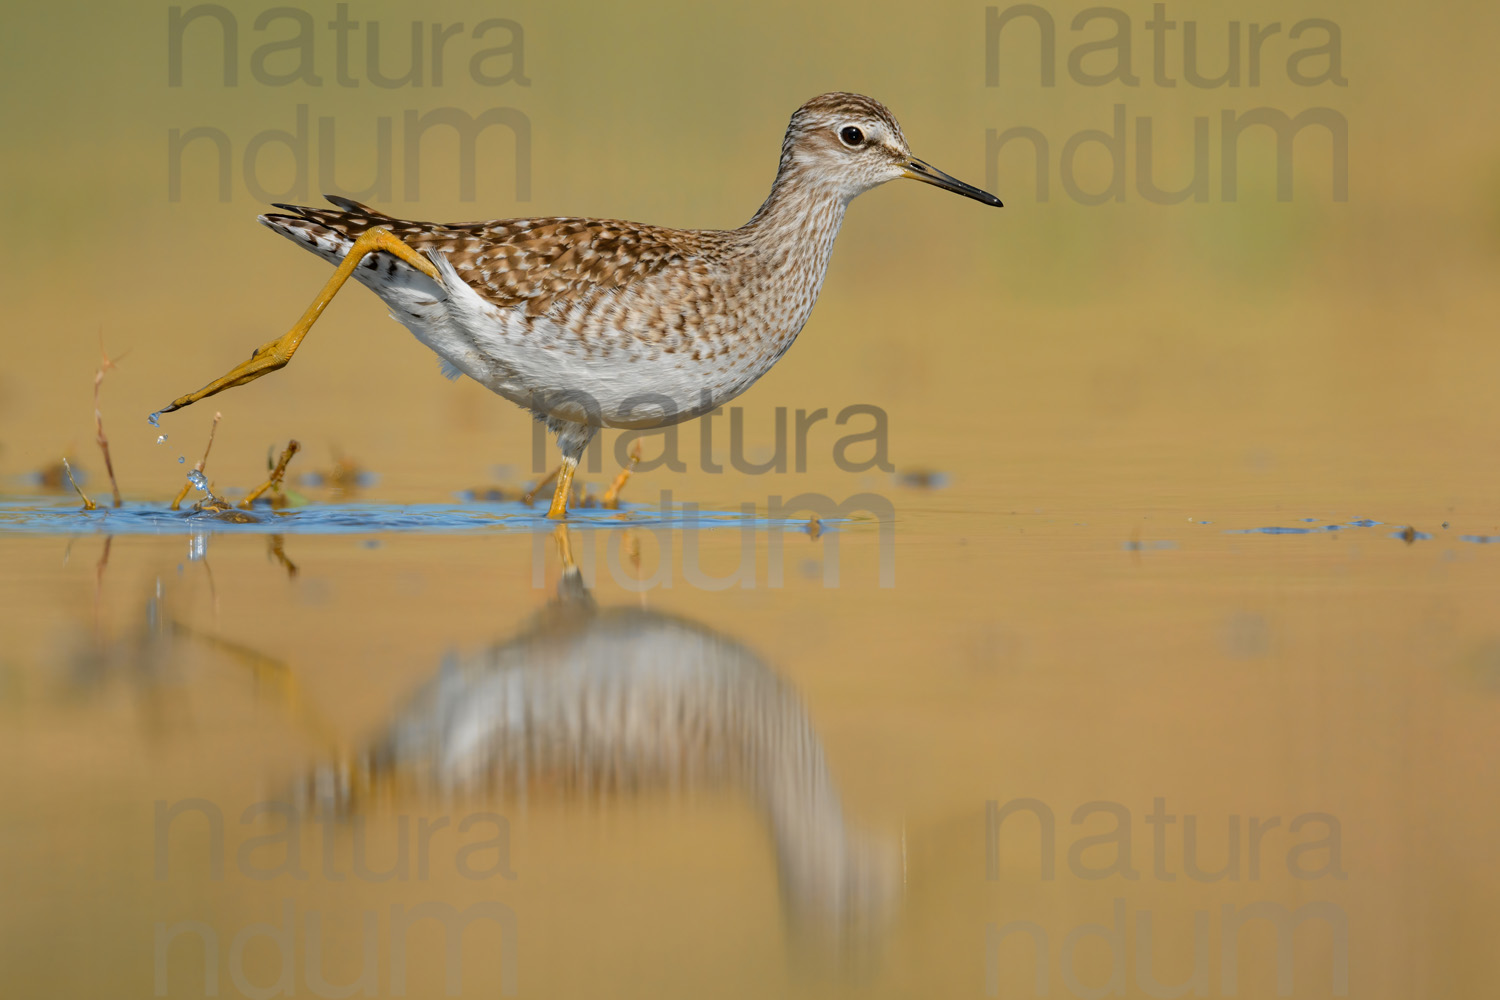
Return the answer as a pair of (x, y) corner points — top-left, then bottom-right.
(371, 233), (838, 429)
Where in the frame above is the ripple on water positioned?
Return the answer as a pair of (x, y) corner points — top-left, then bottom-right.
(1224, 518), (1500, 544)
(0, 499), (847, 536)
(1231, 525), (1336, 535)
(1231, 518), (1394, 535)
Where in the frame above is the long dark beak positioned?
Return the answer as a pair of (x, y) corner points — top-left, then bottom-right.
(902, 157), (1003, 207)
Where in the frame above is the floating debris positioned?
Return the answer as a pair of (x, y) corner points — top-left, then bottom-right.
(184, 469), (257, 522)
(1392, 526), (1432, 544)
(186, 470), (259, 523)
(460, 486), (527, 503)
(896, 468), (949, 490)
(302, 450), (374, 495)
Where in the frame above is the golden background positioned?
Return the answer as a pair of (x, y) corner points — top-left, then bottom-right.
(2, 1), (1498, 997)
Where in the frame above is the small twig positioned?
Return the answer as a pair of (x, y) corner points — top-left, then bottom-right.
(240, 440), (300, 508)
(62, 458), (97, 510)
(170, 411), (222, 510)
(602, 442), (643, 510)
(522, 466), (560, 506)
(93, 336), (124, 507)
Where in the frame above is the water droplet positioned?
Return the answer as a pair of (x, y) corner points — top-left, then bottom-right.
(187, 470), (209, 493)
(156, 435), (168, 445)
(147, 412), (161, 428)
(178, 456), (186, 464)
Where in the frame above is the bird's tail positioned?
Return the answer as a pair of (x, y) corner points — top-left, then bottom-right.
(258, 195), (421, 272)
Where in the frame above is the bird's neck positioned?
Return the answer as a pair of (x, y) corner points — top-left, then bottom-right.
(739, 161), (849, 279)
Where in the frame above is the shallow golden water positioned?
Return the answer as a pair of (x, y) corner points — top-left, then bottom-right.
(3, 487), (1498, 997)
(5, 0), (1500, 996)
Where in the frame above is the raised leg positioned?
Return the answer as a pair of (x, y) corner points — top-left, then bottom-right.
(158, 227), (442, 415)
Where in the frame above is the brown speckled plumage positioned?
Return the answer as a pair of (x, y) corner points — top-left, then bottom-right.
(273, 202), (694, 318)
(257, 92), (1000, 470)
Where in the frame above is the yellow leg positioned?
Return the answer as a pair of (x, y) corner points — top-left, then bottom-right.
(546, 457), (578, 519)
(159, 227), (442, 414)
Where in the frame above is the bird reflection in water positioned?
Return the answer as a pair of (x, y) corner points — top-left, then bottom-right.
(300, 526), (898, 968)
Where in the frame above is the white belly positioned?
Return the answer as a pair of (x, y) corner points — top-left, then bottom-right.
(367, 254), (799, 430)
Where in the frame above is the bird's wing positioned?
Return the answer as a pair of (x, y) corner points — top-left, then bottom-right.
(265, 196), (697, 318)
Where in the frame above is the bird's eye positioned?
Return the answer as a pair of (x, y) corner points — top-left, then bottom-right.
(839, 126), (864, 147)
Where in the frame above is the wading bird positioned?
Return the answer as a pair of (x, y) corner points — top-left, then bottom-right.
(156, 93), (1001, 517)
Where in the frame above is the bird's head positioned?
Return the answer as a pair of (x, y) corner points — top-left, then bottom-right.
(779, 92), (1002, 207)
